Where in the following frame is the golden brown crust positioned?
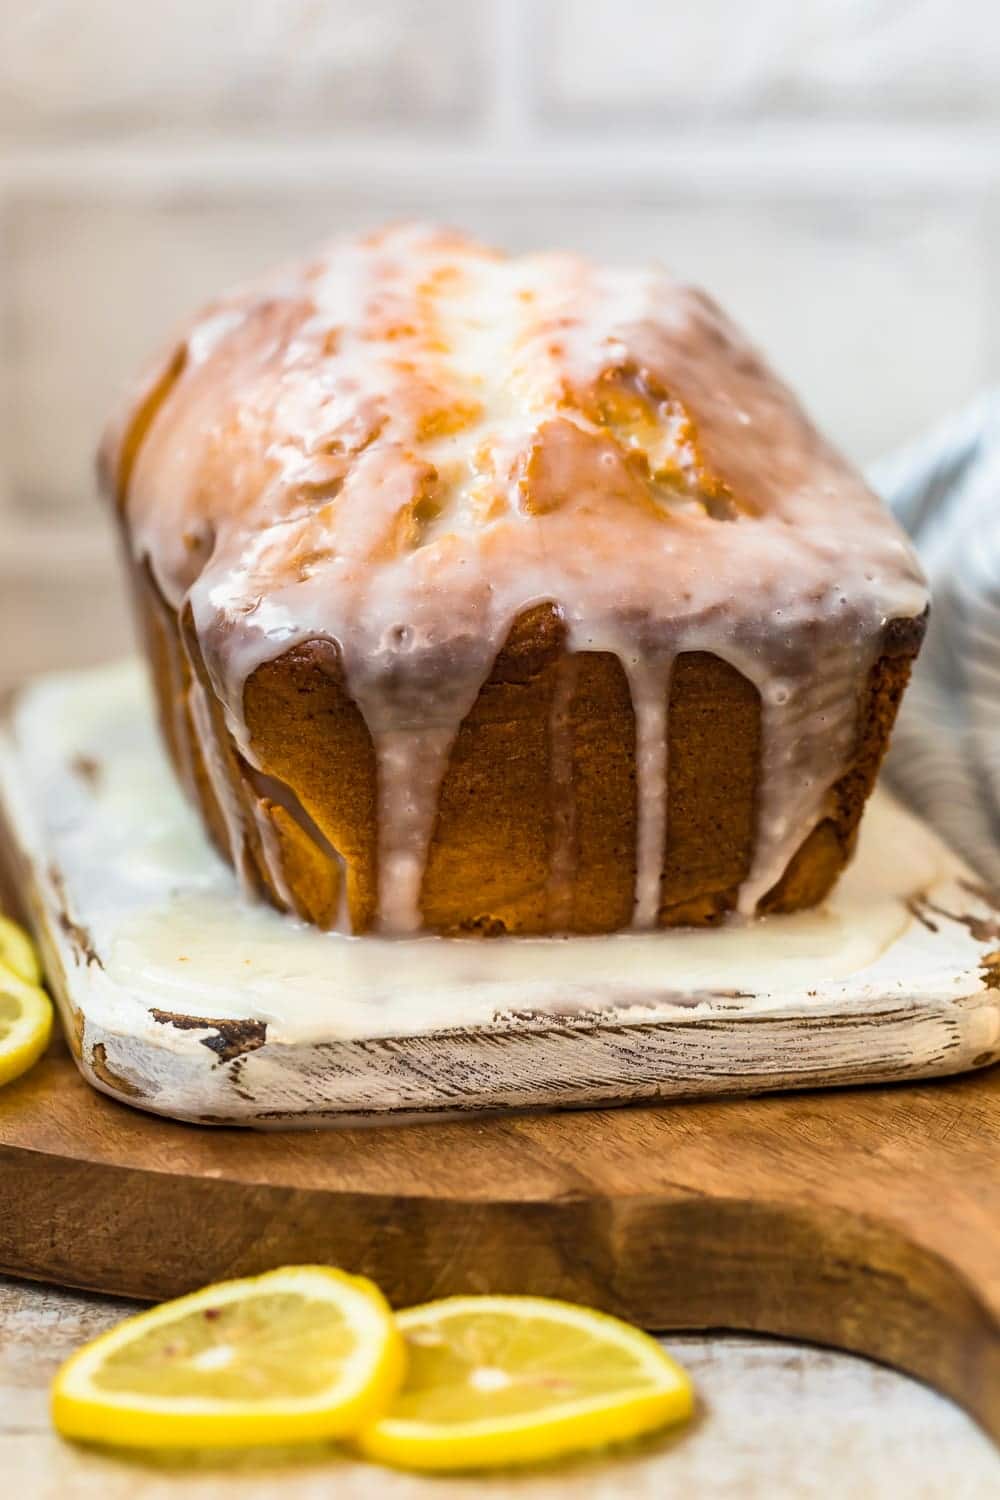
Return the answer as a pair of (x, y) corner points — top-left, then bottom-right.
(129, 558), (235, 870)
(242, 639), (379, 933)
(128, 545), (924, 935)
(759, 618), (924, 915)
(421, 604), (566, 935)
(660, 652), (761, 926)
(565, 652), (637, 932)
(257, 800), (341, 931)
(412, 610), (642, 936)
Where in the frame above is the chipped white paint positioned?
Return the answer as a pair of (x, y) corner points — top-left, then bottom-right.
(2, 659), (999, 1126)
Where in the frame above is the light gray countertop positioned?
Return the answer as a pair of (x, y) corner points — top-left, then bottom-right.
(2, 1276), (996, 1499)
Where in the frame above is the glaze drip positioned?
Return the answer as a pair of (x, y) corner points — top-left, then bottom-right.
(103, 224), (928, 934)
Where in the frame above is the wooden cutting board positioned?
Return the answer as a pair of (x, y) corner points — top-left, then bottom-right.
(0, 1038), (997, 1441)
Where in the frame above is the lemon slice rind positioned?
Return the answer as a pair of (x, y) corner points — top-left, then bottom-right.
(52, 1265), (404, 1449)
(0, 967), (52, 1087)
(354, 1294), (693, 1472)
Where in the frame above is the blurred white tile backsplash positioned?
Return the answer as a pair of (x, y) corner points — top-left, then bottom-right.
(1, 0), (998, 686)
(540, 0), (1000, 120)
(0, 0), (478, 138)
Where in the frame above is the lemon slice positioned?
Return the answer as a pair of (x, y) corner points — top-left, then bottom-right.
(0, 912), (41, 985)
(52, 1265), (404, 1449)
(0, 966), (52, 1087)
(355, 1295), (693, 1471)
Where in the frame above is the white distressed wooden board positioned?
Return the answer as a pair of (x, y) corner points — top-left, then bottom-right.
(2, 660), (999, 1126)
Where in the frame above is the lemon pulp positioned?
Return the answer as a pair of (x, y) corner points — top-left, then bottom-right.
(356, 1294), (693, 1470)
(0, 966), (52, 1087)
(0, 913), (41, 985)
(52, 1265), (404, 1449)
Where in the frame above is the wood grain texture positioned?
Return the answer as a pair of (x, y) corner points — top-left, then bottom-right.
(0, 1041), (997, 1442)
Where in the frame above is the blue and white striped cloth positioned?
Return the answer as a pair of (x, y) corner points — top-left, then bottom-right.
(871, 392), (1000, 884)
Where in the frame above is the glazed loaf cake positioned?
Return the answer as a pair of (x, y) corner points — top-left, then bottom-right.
(100, 224), (928, 936)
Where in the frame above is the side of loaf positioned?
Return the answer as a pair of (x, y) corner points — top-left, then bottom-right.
(128, 560), (924, 936)
(103, 224), (929, 936)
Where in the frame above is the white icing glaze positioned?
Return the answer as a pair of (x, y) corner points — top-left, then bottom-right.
(620, 652), (671, 927)
(250, 799), (295, 914)
(103, 225), (928, 935)
(4, 660), (954, 1044)
(187, 672), (253, 888)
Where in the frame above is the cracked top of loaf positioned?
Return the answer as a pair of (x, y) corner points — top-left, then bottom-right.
(102, 222), (924, 625)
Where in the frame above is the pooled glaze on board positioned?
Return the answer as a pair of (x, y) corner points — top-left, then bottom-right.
(101, 224), (927, 934)
(0, 660), (955, 1040)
